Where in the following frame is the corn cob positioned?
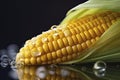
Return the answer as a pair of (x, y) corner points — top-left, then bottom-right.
(16, 11), (120, 65)
(17, 66), (82, 80)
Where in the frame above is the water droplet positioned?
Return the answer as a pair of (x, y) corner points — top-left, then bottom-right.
(33, 52), (42, 57)
(61, 69), (70, 77)
(36, 66), (47, 79)
(93, 61), (107, 77)
(42, 38), (48, 43)
(93, 61), (107, 72)
(48, 64), (57, 75)
(0, 55), (9, 67)
(10, 59), (17, 69)
(64, 30), (71, 36)
(16, 59), (24, 68)
(53, 33), (59, 37)
(94, 69), (106, 77)
(51, 25), (57, 29)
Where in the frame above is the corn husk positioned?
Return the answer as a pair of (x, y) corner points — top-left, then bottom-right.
(62, 0), (120, 64)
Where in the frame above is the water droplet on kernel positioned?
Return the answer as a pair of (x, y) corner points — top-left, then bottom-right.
(51, 25), (57, 29)
(33, 52), (42, 57)
(64, 30), (71, 36)
(53, 33), (59, 37)
(42, 38), (48, 43)
(36, 66), (47, 79)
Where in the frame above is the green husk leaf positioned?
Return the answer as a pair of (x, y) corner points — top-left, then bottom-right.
(64, 20), (120, 64)
(61, 0), (120, 24)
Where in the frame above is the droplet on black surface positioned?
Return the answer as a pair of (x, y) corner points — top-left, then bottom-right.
(93, 61), (107, 71)
(48, 64), (57, 75)
(0, 55), (9, 67)
(51, 25), (57, 29)
(93, 61), (107, 77)
(61, 69), (70, 77)
(36, 66), (47, 79)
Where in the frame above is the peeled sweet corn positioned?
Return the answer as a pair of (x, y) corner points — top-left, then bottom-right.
(16, 11), (120, 65)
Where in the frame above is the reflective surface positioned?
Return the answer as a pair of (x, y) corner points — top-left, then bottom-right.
(15, 63), (120, 80)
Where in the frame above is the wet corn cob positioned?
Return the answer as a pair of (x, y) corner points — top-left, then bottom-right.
(17, 66), (82, 80)
(16, 11), (120, 65)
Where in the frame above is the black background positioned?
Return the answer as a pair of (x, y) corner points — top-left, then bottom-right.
(0, 0), (87, 80)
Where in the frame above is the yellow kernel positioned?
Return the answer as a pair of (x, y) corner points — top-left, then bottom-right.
(78, 26), (84, 32)
(66, 46), (73, 54)
(48, 42), (54, 52)
(72, 53), (77, 58)
(81, 42), (87, 49)
(77, 44), (82, 52)
(24, 50), (31, 58)
(70, 29), (76, 35)
(30, 57), (36, 65)
(51, 52), (57, 59)
(48, 35), (54, 41)
(67, 37), (74, 46)
(37, 57), (42, 64)
(71, 35), (78, 44)
(86, 40), (92, 47)
(59, 32), (65, 38)
(52, 41), (59, 50)
(36, 39), (42, 47)
(56, 58), (61, 63)
(64, 30), (71, 36)
(43, 44), (50, 53)
(81, 25), (88, 31)
(25, 58), (30, 64)
(61, 48), (68, 56)
(37, 47), (44, 54)
(57, 39), (64, 48)
(95, 37), (99, 40)
(62, 38), (69, 46)
(88, 29), (96, 38)
(47, 53), (52, 60)
(56, 50), (62, 58)
(91, 39), (96, 43)
(74, 27), (80, 33)
(42, 38), (48, 43)
(72, 46), (78, 53)
(67, 55), (72, 60)
(93, 27), (101, 36)
(84, 31), (91, 39)
(80, 33), (86, 41)
(31, 48), (39, 57)
(102, 24), (108, 31)
(53, 33), (59, 39)
(76, 34), (83, 43)
(62, 57), (67, 62)
(41, 55), (47, 62)
(97, 26), (105, 33)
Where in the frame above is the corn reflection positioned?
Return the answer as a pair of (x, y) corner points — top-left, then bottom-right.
(16, 65), (91, 80)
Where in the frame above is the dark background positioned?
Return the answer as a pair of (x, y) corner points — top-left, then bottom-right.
(0, 0), (87, 80)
